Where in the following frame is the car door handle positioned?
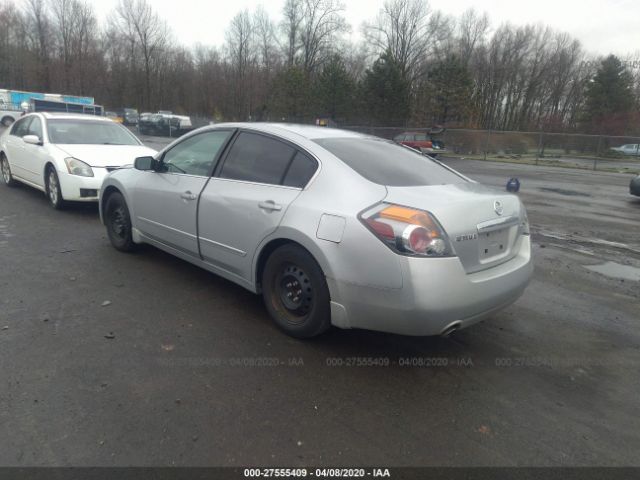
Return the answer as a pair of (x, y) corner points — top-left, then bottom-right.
(258, 200), (282, 212)
(180, 191), (198, 201)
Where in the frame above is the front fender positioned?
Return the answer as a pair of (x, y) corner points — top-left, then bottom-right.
(99, 171), (137, 228)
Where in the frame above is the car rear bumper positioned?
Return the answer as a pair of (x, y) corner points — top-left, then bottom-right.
(328, 236), (533, 336)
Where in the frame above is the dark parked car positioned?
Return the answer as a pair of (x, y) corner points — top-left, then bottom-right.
(138, 113), (180, 137)
(631, 175), (640, 197)
(116, 108), (139, 126)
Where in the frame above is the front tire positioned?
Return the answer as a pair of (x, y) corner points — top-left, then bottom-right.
(262, 244), (331, 338)
(1, 155), (16, 187)
(104, 191), (136, 252)
(45, 166), (66, 210)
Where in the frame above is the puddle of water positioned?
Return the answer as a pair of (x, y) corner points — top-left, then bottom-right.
(584, 261), (640, 281)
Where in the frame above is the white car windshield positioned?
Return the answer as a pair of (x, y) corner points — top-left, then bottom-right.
(47, 119), (140, 145)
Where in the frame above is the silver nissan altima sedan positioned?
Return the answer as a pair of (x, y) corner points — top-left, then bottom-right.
(99, 123), (533, 338)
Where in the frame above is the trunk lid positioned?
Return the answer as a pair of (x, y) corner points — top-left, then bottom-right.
(385, 182), (525, 273)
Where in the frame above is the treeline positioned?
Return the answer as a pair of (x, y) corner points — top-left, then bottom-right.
(1, 0), (639, 134)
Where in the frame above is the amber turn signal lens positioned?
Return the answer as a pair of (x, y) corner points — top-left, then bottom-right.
(379, 205), (439, 235)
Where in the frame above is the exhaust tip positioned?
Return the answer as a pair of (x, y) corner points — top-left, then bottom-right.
(441, 321), (462, 337)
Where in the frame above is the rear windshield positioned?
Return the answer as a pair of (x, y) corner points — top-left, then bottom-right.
(47, 119), (141, 145)
(313, 137), (466, 187)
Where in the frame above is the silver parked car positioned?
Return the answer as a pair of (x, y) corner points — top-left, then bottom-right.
(610, 144), (640, 156)
(99, 124), (533, 338)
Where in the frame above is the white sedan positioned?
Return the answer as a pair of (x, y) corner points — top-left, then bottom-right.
(0, 112), (156, 209)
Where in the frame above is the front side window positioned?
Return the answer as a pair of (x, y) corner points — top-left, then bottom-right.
(219, 132), (296, 185)
(47, 120), (140, 146)
(11, 117), (32, 137)
(27, 117), (43, 139)
(314, 137), (466, 187)
(161, 130), (231, 176)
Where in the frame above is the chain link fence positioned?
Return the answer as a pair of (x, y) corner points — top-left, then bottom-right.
(343, 126), (640, 174)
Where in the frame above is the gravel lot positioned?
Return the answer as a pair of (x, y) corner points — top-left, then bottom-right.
(1, 129), (639, 467)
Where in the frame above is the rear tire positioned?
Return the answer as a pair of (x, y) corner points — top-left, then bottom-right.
(1, 116), (14, 127)
(104, 191), (136, 252)
(261, 244), (331, 338)
(45, 166), (66, 210)
(1, 155), (16, 187)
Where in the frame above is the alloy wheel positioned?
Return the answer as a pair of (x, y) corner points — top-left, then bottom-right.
(48, 170), (59, 205)
(1, 158), (10, 183)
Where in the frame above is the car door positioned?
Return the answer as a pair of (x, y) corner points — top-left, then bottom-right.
(3, 116), (32, 179)
(198, 131), (318, 282)
(21, 116), (49, 185)
(132, 129), (233, 258)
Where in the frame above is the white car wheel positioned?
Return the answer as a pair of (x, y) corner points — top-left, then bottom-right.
(1, 155), (16, 187)
(46, 167), (65, 210)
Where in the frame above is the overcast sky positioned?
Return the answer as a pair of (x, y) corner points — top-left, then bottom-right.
(39, 0), (640, 57)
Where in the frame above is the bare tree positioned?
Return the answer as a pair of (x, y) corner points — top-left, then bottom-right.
(456, 8), (489, 66)
(112, 0), (169, 110)
(50, 0), (97, 92)
(281, 0), (303, 67)
(22, 0), (52, 90)
(254, 6), (279, 74)
(225, 9), (255, 120)
(363, 0), (451, 86)
(298, 0), (349, 74)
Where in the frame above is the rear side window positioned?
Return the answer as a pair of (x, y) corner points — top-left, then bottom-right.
(282, 152), (317, 188)
(314, 137), (466, 187)
(220, 132), (295, 185)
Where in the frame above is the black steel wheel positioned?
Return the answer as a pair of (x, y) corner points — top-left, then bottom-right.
(105, 191), (136, 252)
(262, 244), (331, 338)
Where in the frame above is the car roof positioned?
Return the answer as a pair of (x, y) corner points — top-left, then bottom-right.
(211, 122), (365, 141)
(39, 112), (112, 122)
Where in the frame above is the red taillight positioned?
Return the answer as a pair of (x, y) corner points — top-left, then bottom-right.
(366, 218), (395, 240)
(360, 204), (454, 257)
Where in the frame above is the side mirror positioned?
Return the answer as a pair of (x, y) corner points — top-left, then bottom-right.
(134, 156), (157, 171)
(23, 135), (42, 146)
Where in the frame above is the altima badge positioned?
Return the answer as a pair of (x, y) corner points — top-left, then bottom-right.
(494, 200), (504, 216)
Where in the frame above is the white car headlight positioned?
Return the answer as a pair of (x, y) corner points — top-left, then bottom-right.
(64, 157), (94, 177)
